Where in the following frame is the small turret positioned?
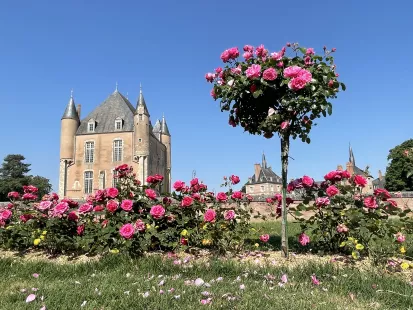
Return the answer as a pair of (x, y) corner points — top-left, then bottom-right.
(153, 119), (161, 140)
(60, 91), (79, 159)
(160, 114), (171, 192)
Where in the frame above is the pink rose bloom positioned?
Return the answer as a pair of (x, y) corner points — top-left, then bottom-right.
(243, 52), (253, 60)
(231, 65), (242, 75)
(53, 202), (69, 215)
(78, 203), (93, 214)
(306, 48), (315, 55)
(230, 175), (240, 185)
(336, 224), (349, 233)
(181, 196), (193, 207)
(302, 175), (314, 188)
(298, 69), (312, 83)
(216, 192), (228, 202)
(67, 211), (78, 221)
(231, 191), (242, 200)
(354, 175), (367, 188)
(280, 121), (290, 130)
(374, 188), (391, 200)
(119, 223), (135, 239)
(260, 234), (270, 243)
(204, 209), (216, 222)
(328, 80), (334, 88)
(311, 275), (320, 285)
(299, 233), (310, 246)
(271, 51), (283, 61)
(107, 200), (119, 213)
(0, 210), (12, 220)
(106, 187), (119, 198)
(22, 193), (37, 201)
(364, 196), (377, 209)
(284, 66), (303, 78)
(341, 170), (351, 179)
(387, 199), (398, 207)
(224, 210), (235, 221)
(210, 88), (216, 99)
(121, 199), (134, 212)
(145, 189), (157, 200)
(190, 178), (199, 187)
(77, 224), (85, 236)
(20, 214), (33, 223)
(243, 45), (254, 52)
(304, 56), (313, 66)
(395, 232), (406, 243)
(150, 205), (165, 219)
(205, 73), (215, 82)
(7, 191), (20, 199)
(277, 61), (284, 68)
(245, 64), (261, 79)
(23, 185), (38, 194)
(288, 76), (308, 90)
(37, 201), (53, 211)
(94, 205), (105, 212)
(315, 197), (330, 208)
(262, 68), (278, 81)
(255, 44), (267, 58)
(326, 186), (339, 197)
(173, 181), (185, 192)
(215, 67), (223, 73)
(220, 47), (239, 62)
(220, 50), (230, 62)
(134, 219), (146, 232)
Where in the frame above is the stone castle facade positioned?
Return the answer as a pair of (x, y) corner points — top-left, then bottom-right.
(59, 87), (171, 200)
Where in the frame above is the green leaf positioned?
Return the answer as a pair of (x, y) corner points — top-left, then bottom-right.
(306, 137), (311, 144)
(327, 104), (332, 116)
(298, 47), (307, 54)
(340, 83), (346, 91)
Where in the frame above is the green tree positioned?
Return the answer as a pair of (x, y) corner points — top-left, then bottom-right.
(0, 154), (30, 178)
(385, 139), (413, 191)
(29, 175), (52, 199)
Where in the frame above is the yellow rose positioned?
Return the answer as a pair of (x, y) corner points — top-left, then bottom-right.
(400, 246), (406, 254)
(401, 262), (409, 270)
(33, 239), (41, 246)
(202, 239), (212, 246)
(110, 249), (119, 254)
(351, 251), (360, 259)
(181, 230), (188, 236)
(42, 230), (47, 235)
(355, 244), (364, 250)
(40, 235), (45, 241)
(146, 224), (151, 229)
(254, 243), (259, 248)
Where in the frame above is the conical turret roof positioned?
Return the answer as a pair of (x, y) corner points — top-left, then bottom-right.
(153, 119), (161, 133)
(136, 85), (150, 116)
(62, 93), (79, 121)
(161, 115), (170, 136)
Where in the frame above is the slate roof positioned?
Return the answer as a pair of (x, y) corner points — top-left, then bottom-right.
(62, 96), (80, 121)
(161, 116), (170, 136)
(250, 167), (282, 184)
(76, 91), (136, 135)
(372, 177), (386, 189)
(153, 119), (161, 133)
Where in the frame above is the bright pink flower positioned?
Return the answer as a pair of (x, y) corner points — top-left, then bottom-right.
(231, 191), (242, 200)
(106, 200), (119, 213)
(22, 193), (37, 201)
(243, 45), (254, 52)
(106, 187), (119, 198)
(374, 188), (391, 200)
(173, 181), (185, 191)
(243, 52), (253, 60)
(180, 237), (188, 245)
(231, 65), (242, 75)
(332, 48), (337, 52)
(37, 201), (52, 211)
(121, 199), (134, 212)
(280, 274), (288, 284)
(260, 234), (270, 243)
(364, 196), (377, 209)
(306, 48), (315, 55)
(53, 202), (69, 215)
(216, 192), (228, 202)
(95, 189), (106, 202)
(336, 224), (349, 233)
(67, 211), (78, 221)
(284, 66), (303, 78)
(181, 196), (193, 207)
(210, 88), (216, 99)
(395, 232), (406, 243)
(230, 175), (240, 185)
(190, 178), (199, 187)
(220, 47), (239, 62)
(134, 219), (146, 232)
(304, 56), (312, 66)
(262, 68), (278, 81)
(315, 197), (330, 208)
(354, 175), (367, 188)
(255, 44), (267, 58)
(302, 175), (314, 187)
(94, 205), (105, 212)
(299, 233), (310, 246)
(271, 51), (283, 61)
(311, 275), (320, 285)
(224, 210), (235, 221)
(145, 189), (157, 200)
(205, 73), (215, 82)
(119, 223), (134, 239)
(77, 224), (85, 236)
(0, 210), (12, 220)
(277, 61), (284, 68)
(20, 214), (33, 223)
(204, 209), (216, 222)
(78, 203), (93, 214)
(288, 76), (308, 90)
(280, 121), (290, 129)
(23, 185), (38, 194)
(328, 80), (334, 88)
(7, 192), (19, 199)
(245, 64), (261, 79)
(150, 205), (165, 219)
(326, 185), (339, 197)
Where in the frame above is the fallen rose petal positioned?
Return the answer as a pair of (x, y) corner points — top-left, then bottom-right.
(195, 278), (205, 286)
(143, 292), (150, 298)
(32, 273), (40, 278)
(40, 306), (47, 310)
(281, 274), (288, 284)
(240, 284), (245, 290)
(26, 294), (36, 303)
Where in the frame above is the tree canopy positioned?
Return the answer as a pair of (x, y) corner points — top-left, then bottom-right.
(385, 139), (413, 191)
(0, 154), (52, 201)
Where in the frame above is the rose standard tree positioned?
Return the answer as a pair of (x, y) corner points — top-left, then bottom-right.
(206, 43), (345, 257)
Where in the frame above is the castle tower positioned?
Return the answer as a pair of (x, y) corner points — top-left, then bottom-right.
(160, 115), (171, 193)
(134, 85), (151, 184)
(59, 91), (80, 197)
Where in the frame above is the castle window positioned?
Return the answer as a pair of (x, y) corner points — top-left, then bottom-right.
(113, 140), (123, 162)
(138, 138), (142, 143)
(112, 169), (119, 187)
(85, 141), (95, 163)
(139, 114), (143, 121)
(88, 120), (95, 132)
(84, 171), (93, 194)
(260, 185), (264, 192)
(249, 186), (254, 193)
(115, 119), (122, 130)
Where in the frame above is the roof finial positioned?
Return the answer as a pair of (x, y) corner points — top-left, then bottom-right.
(140, 82), (142, 94)
(115, 82), (118, 92)
(162, 112), (165, 119)
(126, 91), (129, 99)
(70, 89), (73, 98)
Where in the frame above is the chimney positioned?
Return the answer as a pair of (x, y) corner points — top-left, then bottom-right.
(378, 170), (383, 181)
(76, 104), (81, 119)
(337, 165), (343, 171)
(346, 162), (354, 176)
(254, 163), (261, 181)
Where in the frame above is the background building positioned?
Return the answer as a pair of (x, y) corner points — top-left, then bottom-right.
(59, 87), (171, 200)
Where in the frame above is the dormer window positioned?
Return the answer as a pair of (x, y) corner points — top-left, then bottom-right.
(88, 119), (96, 133)
(115, 118), (123, 131)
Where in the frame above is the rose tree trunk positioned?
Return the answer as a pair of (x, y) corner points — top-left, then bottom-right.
(280, 134), (290, 258)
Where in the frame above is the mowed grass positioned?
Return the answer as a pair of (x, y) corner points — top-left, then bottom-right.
(0, 221), (413, 310)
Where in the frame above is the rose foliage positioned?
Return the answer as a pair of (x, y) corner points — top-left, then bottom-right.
(0, 165), (256, 255)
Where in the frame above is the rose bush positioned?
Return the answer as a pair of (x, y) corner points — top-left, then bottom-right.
(0, 165), (255, 255)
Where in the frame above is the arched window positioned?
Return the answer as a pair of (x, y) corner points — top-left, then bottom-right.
(85, 141), (95, 163)
(84, 171), (93, 194)
(113, 140), (123, 162)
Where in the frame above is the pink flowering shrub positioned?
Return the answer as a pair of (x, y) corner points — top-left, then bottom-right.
(287, 170), (410, 258)
(0, 165), (254, 255)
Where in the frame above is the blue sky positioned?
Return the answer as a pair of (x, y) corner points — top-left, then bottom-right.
(0, 0), (412, 193)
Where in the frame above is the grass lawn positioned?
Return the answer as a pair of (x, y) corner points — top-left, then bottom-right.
(0, 221), (412, 310)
